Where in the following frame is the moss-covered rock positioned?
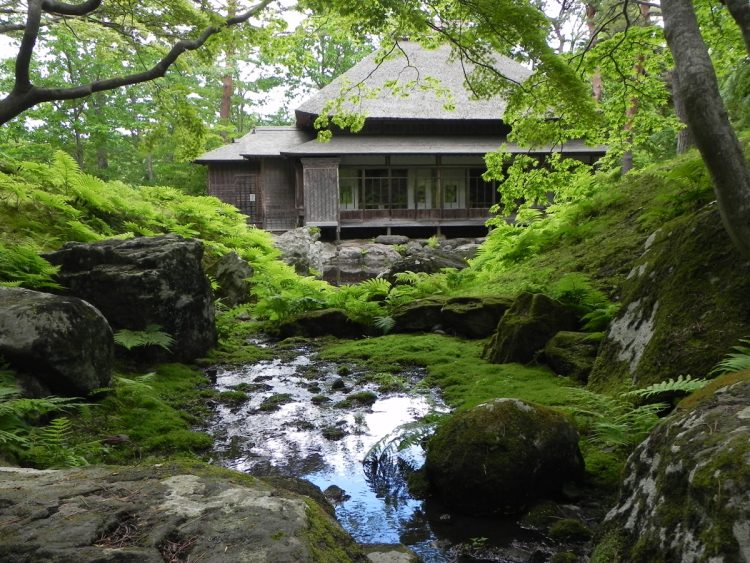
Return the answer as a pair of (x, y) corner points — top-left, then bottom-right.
(593, 379), (750, 562)
(424, 398), (584, 515)
(0, 464), (367, 562)
(440, 296), (513, 338)
(589, 205), (750, 391)
(391, 298), (446, 333)
(542, 331), (601, 383)
(484, 292), (580, 364)
(276, 308), (370, 339)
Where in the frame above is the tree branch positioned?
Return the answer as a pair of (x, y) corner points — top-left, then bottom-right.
(40, 0), (102, 17)
(0, 0), (275, 125)
(15, 0), (43, 92)
(0, 22), (26, 33)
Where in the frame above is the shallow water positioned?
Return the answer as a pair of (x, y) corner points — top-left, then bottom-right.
(206, 346), (548, 562)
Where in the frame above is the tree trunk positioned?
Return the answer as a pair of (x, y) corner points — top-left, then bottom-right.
(219, 0), (237, 140)
(724, 0), (750, 56)
(662, 0), (750, 259)
(586, 3), (602, 102)
(621, 3), (651, 174)
(669, 69), (694, 153)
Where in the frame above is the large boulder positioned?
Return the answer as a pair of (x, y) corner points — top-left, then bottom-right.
(542, 331), (601, 383)
(274, 227), (325, 275)
(425, 398), (584, 515)
(593, 375), (750, 563)
(205, 251), (253, 307)
(0, 464), (367, 562)
(484, 292), (580, 364)
(276, 308), (371, 339)
(589, 204), (750, 391)
(0, 287), (112, 396)
(44, 235), (215, 363)
(441, 296), (513, 338)
(391, 298), (446, 333)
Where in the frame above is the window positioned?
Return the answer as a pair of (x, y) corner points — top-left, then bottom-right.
(363, 168), (389, 209)
(468, 168), (497, 208)
(441, 168), (465, 209)
(413, 168), (438, 209)
(339, 170), (359, 210)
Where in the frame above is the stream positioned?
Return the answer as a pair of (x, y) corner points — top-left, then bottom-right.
(205, 343), (550, 562)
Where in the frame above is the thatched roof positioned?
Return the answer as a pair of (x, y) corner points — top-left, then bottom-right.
(194, 127), (312, 163)
(283, 135), (604, 157)
(295, 42), (532, 122)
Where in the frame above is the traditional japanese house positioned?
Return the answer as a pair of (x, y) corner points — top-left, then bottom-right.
(195, 42), (605, 237)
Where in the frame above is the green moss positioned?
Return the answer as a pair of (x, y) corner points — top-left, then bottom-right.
(321, 334), (581, 411)
(549, 519), (593, 542)
(217, 390), (249, 406)
(334, 391), (378, 408)
(259, 393), (294, 412)
(206, 312), (273, 365)
(302, 499), (367, 562)
(591, 528), (627, 563)
(320, 333), (627, 489)
(677, 369), (750, 411)
(72, 364), (214, 464)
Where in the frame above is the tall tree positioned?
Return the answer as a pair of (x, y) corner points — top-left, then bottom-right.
(662, 0), (750, 259)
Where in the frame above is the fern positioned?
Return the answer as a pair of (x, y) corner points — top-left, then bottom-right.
(567, 388), (665, 451)
(0, 242), (61, 289)
(114, 324), (174, 351)
(374, 315), (396, 334)
(26, 417), (89, 468)
(626, 375), (708, 400)
(359, 277), (392, 300)
(0, 364), (89, 467)
(710, 337), (750, 376)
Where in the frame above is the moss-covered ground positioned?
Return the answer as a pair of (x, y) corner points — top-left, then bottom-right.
(320, 333), (623, 488)
(71, 363), (215, 464)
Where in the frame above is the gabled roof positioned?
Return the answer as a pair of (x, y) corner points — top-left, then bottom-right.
(282, 135), (604, 157)
(194, 127), (313, 162)
(295, 41), (532, 122)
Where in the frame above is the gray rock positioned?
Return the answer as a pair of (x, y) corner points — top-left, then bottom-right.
(359, 244), (401, 268)
(425, 398), (584, 515)
(438, 237), (474, 250)
(594, 378), (750, 562)
(373, 235), (410, 245)
(382, 249), (467, 284)
(453, 243), (480, 260)
(484, 292), (580, 364)
(0, 464), (367, 562)
(44, 235), (215, 363)
(589, 205), (750, 390)
(0, 287), (112, 396)
(205, 251), (253, 307)
(274, 227), (325, 275)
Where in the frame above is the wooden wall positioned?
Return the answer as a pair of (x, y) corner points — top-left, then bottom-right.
(261, 158), (298, 231)
(207, 162), (263, 225)
(301, 158), (340, 226)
